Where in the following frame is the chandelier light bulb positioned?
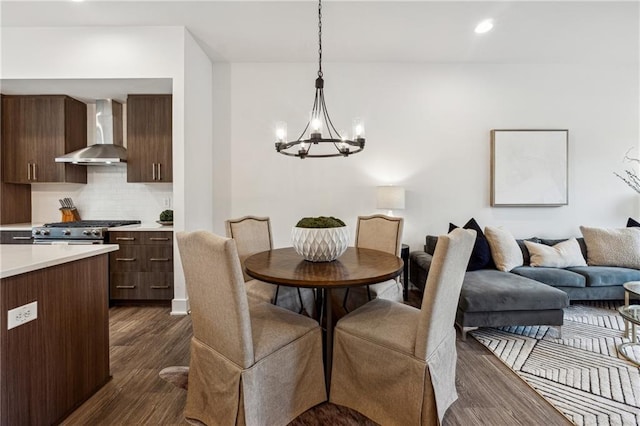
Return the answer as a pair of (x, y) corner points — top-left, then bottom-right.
(353, 118), (365, 140)
(275, 122), (287, 143)
(475, 18), (494, 34)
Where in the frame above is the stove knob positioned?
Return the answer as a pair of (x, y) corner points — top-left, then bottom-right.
(42, 230), (50, 236)
(83, 230), (91, 235)
(63, 229), (71, 236)
(34, 229), (41, 235)
(92, 229), (101, 236)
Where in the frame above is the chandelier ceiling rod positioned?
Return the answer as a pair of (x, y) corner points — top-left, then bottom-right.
(274, 0), (365, 159)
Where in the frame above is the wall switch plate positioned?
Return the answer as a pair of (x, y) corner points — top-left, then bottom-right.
(7, 301), (37, 330)
(163, 197), (171, 208)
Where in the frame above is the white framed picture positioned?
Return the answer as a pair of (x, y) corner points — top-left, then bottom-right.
(491, 129), (568, 207)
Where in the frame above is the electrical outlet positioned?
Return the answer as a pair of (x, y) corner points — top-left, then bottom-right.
(7, 301), (37, 330)
(163, 197), (171, 208)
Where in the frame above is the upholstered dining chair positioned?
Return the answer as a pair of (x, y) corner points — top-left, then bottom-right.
(176, 231), (326, 425)
(329, 228), (476, 426)
(339, 214), (404, 313)
(225, 216), (316, 316)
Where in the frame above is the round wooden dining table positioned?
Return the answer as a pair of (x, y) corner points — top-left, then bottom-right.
(244, 246), (403, 392)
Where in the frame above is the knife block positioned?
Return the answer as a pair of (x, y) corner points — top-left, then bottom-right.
(60, 208), (81, 222)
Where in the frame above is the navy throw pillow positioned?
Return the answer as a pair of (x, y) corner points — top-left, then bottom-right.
(627, 217), (640, 227)
(448, 218), (494, 271)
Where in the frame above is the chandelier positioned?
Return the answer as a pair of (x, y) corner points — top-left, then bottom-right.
(274, 0), (365, 159)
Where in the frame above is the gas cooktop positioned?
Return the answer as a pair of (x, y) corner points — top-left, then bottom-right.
(43, 220), (141, 228)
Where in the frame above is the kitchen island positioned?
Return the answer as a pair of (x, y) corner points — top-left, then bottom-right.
(0, 244), (118, 425)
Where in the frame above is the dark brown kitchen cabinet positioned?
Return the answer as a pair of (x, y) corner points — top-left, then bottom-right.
(1, 95), (87, 184)
(0, 183), (31, 224)
(0, 230), (32, 244)
(108, 231), (174, 301)
(126, 94), (172, 183)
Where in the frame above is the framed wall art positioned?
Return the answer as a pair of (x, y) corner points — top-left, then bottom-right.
(490, 129), (568, 207)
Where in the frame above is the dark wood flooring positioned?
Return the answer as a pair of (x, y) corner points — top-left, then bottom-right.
(63, 293), (571, 425)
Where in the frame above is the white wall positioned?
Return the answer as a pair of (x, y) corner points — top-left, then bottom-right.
(1, 26), (215, 314)
(229, 62), (639, 251)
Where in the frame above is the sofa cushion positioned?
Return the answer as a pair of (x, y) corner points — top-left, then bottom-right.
(458, 270), (569, 312)
(524, 238), (587, 268)
(449, 218), (494, 271)
(566, 266), (640, 287)
(580, 226), (640, 269)
(511, 266), (586, 288)
(424, 235), (439, 255)
(485, 226), (524, 272)
(628, 217), (640, 228)
(516, 238), (541, 266)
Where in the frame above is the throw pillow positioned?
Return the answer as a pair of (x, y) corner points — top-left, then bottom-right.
(524, 238), (587, 268)
(580, 226), (640, 269)
(628, 217), (640, 228)
(484, 226), (524, 272)
(448, 218), (494, 271)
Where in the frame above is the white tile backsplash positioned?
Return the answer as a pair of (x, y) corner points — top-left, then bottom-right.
(31, 166), (173, 223)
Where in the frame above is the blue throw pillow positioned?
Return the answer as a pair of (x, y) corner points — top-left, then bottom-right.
(448, 218), (494, 271)
(628, 217), (640, 227)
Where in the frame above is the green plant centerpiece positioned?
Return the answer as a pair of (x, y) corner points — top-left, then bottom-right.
(292, 216), (349, 262)
(159, 209), (173, 222)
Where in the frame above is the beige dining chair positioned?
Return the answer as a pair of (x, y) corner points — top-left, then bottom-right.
(339, 214), (404, 313)
(225, 216), (316, 316)
(330, 228), (476, 426)
(176, 231), (326, 425)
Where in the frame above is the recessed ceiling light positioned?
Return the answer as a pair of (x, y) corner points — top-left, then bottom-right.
(475, 19), (494, 34)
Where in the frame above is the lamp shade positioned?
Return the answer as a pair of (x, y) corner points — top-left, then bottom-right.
(376, 186), (405, 210)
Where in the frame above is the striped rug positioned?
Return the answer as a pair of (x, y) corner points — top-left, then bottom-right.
(470, 302), (640, 426)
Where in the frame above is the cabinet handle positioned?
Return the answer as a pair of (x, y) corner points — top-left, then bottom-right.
(116, 285), (136, 289)
(150, 258), (170, 262)
(149, 237), (170, 241)
(116, 237), (136, 241)
(152, 163), (157, 180)
(12, 236), (32, 240)
(158, 163), (162, 181)
(27, 163), (31, 180)
(116, 257), (137, 262)
(32, 163), (37, 181)
(151, 285), (170, 289)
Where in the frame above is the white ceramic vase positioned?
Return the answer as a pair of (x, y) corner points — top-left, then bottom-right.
(291, 226), (349, 262)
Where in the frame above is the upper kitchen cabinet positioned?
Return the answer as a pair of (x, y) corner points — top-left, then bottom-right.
(1, 95), (87, 184)
(126, 94), (172, 183)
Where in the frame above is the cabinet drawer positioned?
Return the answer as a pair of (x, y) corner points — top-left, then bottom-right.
(138, 272), (173, 300)
(110, 272), (142, 300)
(110, 246), (144, 272)
(146, 246), (173, 272)
(142, 231), (172, 245)
(0, 230), (33, 244)
(108, 231), (140, 245)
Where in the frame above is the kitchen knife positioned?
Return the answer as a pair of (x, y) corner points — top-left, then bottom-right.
(68, 198), (75, 208)
(59, 199), (65, 208)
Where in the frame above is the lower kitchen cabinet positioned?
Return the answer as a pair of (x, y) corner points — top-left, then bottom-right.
(0, 230), (33, 244)
(108, 231), (173, 302)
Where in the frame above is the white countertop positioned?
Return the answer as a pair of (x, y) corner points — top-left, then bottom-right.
(109, 222), (173, 231)
(0, 244), (119, 279)
(0, 223), (42, 231)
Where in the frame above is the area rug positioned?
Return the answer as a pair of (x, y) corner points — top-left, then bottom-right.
(470, 302), (640, 426)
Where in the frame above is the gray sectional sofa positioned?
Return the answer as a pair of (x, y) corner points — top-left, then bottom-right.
(410, 235), (640, 338)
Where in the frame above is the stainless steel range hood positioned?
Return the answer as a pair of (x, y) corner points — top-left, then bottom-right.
(55, 99), (126, 165)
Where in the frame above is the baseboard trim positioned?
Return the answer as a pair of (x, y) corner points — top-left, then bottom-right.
(171, 298), (190, 316)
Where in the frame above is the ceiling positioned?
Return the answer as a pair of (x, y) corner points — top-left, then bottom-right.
(1, 1), (638, 64)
